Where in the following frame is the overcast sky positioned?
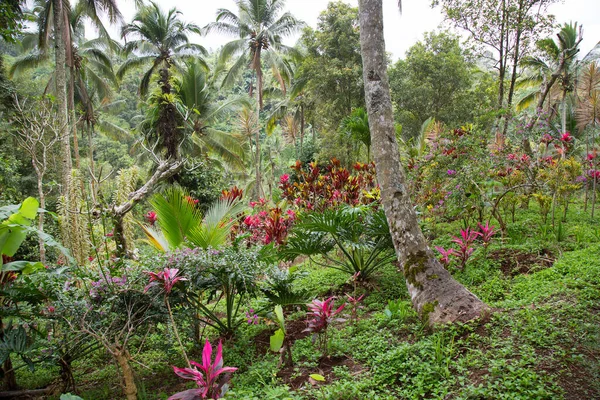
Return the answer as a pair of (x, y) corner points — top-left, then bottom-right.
(100, 0), (599, 61)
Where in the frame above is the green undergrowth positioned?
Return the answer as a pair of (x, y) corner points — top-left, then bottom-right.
(14, 205), (600, 399)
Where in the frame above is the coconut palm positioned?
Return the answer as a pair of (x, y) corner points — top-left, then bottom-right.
(10, 0), (121, 168)
(118, 1), (206, 159)
(206, 0), (304, 110)
(118, 1), (205, 97)
(174, 59), (248, 170)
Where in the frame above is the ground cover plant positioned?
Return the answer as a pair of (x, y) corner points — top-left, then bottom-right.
(0, 0), (599, 399)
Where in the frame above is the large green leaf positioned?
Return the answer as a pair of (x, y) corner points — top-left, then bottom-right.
(19, 198), (39, 220)
(270, 328), (284, 352)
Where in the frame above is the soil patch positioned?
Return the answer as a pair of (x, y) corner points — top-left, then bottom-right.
(254, 320), (311, 356)
(276, 355), (365, 389)
(490, 248), (555, 277)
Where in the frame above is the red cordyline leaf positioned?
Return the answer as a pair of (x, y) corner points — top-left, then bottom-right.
(346, 293), (365, 304)
(305, 297), (346, 333)
(170, 340), (237, 400)
(144, 268), (187, 295)
(477, 222), (496, 244)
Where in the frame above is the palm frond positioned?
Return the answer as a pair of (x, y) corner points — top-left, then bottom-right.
(149, 187), (204, 250)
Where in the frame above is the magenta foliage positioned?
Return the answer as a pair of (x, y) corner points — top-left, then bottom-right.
(245, 309), (259, 325)
(304, 297), (346, 334)
(345, 293), (365, 305)
(144, 268), (187, 295)
(169, 340), (237, 400)
(477, 222), (496, 246)
(450, 228), (479, 269)
(435, 246), (453, 267)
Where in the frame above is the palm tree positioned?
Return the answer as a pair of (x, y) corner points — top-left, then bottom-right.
(174, 59), (248, 170)
(266, 76), (313, 158)
(11, 0), (121, 168)
(516, 22), (583, 133)
(118, 1), (206, 159)
(576, 61), (600, 216)
(139, 187), (244, 252)
(206, 0), (304, 110)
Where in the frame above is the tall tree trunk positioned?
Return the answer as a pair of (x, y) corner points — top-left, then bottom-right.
(52, 0), (72, 198)
(35, 168), (46, 263)
(88, 122), (97, 203)
(254, 64), (263, 200)
(255, 127), (262, 200)
(69, 68), (80, 168)
(300, 105), (305, 157)
(357, 0), (488, 325)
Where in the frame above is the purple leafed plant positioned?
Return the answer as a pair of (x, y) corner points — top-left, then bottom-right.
(435, 246), (453, 267)
(477, 222), (496, 248)
(144, 268), (187, 294)
(169, 340), (237, 400)
(304, 297), (346, 334)
(145, 267), (190, 367)
(346, 293), (365, 327)
(451, 228), (479, 269)
(304, 297), (346, 356)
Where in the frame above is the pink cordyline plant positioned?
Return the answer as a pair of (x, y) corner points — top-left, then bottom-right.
(451, 228), (479, 269)
(145, 268), (190, 367)
(346, 293), (365, 327)
(304, 297), (346, 356)
(477, 222), (496, 249)
(169, 340), (238, 400)
(435, 246), (453, 267)
(144, 268), (187, 295)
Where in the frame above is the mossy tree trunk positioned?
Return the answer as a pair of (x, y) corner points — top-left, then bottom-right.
(357, 0), (489, 326)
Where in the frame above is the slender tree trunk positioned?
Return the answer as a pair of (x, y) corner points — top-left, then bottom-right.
(113, 347), (137, 400)
(35, 170), (46, 263)
(358, 0), (488, 325)
(254, 78), (263, 200)
(88, 123), (97, 203)
(52, 0), (72, 197)
(69, 68), (80, 168)
(561, 89), (567, 135)
(300, 105), (305, 157)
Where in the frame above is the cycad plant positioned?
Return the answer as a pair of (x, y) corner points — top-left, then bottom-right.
(139, 187), (244, 252)
(281, 205), (395, 280)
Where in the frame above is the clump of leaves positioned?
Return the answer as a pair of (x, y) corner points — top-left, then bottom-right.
(269, 305), (293, 367)
(281, 205), (396, 280)
(261, 266), (309, 308)
(170, 340), (237, 400)
(304, 297), (345, 356)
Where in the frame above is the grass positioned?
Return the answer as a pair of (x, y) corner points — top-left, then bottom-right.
(14, 200), (600, 399)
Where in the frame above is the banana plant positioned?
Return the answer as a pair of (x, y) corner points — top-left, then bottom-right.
(139, 188), (245, 252)
(0, 197), (72, 271)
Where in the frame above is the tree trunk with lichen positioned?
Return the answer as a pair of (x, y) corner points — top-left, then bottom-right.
(357, 0), (489, 326)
